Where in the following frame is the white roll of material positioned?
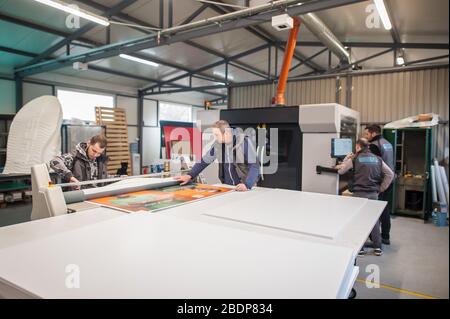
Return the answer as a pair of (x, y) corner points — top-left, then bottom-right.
(431, 165), (438, 204)
(439, 165), (449, 207)
(434, 160), (448, 211)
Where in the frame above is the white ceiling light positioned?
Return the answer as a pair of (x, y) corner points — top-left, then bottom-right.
(33, 0), (110, 26)
(396, 56), (405, 66)
(119, 54), (159, 67)
(374, 0), (392, 30)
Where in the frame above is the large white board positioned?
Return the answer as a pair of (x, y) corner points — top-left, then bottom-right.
(0, 213), (355, 299)
(203, 189), (368, 240)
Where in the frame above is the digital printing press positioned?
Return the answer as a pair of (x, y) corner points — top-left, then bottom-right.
(198, 103), (360, 194)
(0, 104), (386, 299)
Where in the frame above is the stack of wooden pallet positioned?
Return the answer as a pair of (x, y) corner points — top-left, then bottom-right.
(95, 107), (130, 176)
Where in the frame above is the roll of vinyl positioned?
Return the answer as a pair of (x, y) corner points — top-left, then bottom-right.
(439, 165), (449, 206)
(63, 190), (86, 205)
(434, 160), (447, 209)
(82, 178), (179, 201)
(431, 165), (438, 204)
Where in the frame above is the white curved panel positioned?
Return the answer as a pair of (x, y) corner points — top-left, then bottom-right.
(3, 96), (62, 174)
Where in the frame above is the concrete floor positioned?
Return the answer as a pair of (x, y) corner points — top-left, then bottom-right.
(0, 205), (448, 299)
(355, 215), (449, 299)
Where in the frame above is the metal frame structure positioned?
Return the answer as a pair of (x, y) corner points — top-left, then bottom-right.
(0, 0), (447, 105)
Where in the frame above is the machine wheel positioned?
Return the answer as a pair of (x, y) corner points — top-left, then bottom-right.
(348, 288), (357, 299)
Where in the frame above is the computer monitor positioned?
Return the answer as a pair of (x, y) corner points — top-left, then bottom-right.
(331, 138), (353, 158)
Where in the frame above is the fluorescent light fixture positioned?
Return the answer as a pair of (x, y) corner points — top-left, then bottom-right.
(374, 0), (392, 30)
(33, 0), (110, 26)
(119, 54), (159, 67)
(396, 56), (405, 66)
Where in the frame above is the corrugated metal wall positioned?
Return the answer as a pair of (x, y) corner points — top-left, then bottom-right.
(229, 66), (449, 162)
(230, 77), (338, 108)
(352, 67), (449, 162)
(352, 68), (448, 123)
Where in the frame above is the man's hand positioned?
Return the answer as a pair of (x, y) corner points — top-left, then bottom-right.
(344, 152), (355, 161)
(235, 183), (248, 192)
(69, 177), (81, 190)
(174, 175), (192, 186)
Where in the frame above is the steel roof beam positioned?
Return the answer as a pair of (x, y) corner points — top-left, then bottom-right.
(290, 48), (328, 72)
(16, 0), (366, 77)
(75, 0), (266, 80)
(21, 0), (138, 67)
(208, 1), (324, 72)
(404, 54), (449, 66)
(142, 43), (271, 93)
(277, 41), (449, 50)
(327, 48), (394, 73)
(0, 45), (226, 98)
(0, 13), (226, 84)
(145, 84), (227, 96)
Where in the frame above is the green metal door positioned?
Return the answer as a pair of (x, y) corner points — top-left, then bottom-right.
(383, 128), (397, 215)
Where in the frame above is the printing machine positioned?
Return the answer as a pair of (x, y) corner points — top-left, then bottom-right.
(198, 103), (360, 195)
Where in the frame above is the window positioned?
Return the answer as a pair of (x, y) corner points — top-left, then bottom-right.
(57, 88), (114, 121)
(158, 102), (193, 123)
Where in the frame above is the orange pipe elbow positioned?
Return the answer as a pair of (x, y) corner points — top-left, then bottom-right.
(276, 17), (301, 106)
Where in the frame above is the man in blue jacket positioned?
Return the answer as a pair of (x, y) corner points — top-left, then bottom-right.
(174, 120), (259, 191)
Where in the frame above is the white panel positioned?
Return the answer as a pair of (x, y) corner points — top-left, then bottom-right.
(302, 133), (340, 195)
(0, 213), (355, 299)
(204, 189), (367, 240)
(127, 126), (138, 144)
(23, 82), (53, 105)
(117, 96), (138, 125)
(3, 96), (62, 174)
(0, 79), (15, 114)
(142, 127), (161, 166)
(143, 99), (158, 127)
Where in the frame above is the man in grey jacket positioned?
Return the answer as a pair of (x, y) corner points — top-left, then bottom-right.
(50, 135), (108, 189)
(336, 138), (394, 256)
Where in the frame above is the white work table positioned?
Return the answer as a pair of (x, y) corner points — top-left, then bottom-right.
(0, 186), (385, 299)
(164, 187), (386, 254)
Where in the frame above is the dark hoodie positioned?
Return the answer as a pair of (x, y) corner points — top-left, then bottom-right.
(50, 142), (108, 188)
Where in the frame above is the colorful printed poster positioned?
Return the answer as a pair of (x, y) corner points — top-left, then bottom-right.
(87, 184), (233, 213)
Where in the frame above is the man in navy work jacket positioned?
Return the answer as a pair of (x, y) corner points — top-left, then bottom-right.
(364, 124), (395, 245)
(174, 120), (259, 192)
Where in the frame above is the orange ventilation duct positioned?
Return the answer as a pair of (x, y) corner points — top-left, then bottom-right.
(275, 16), (301, 106)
